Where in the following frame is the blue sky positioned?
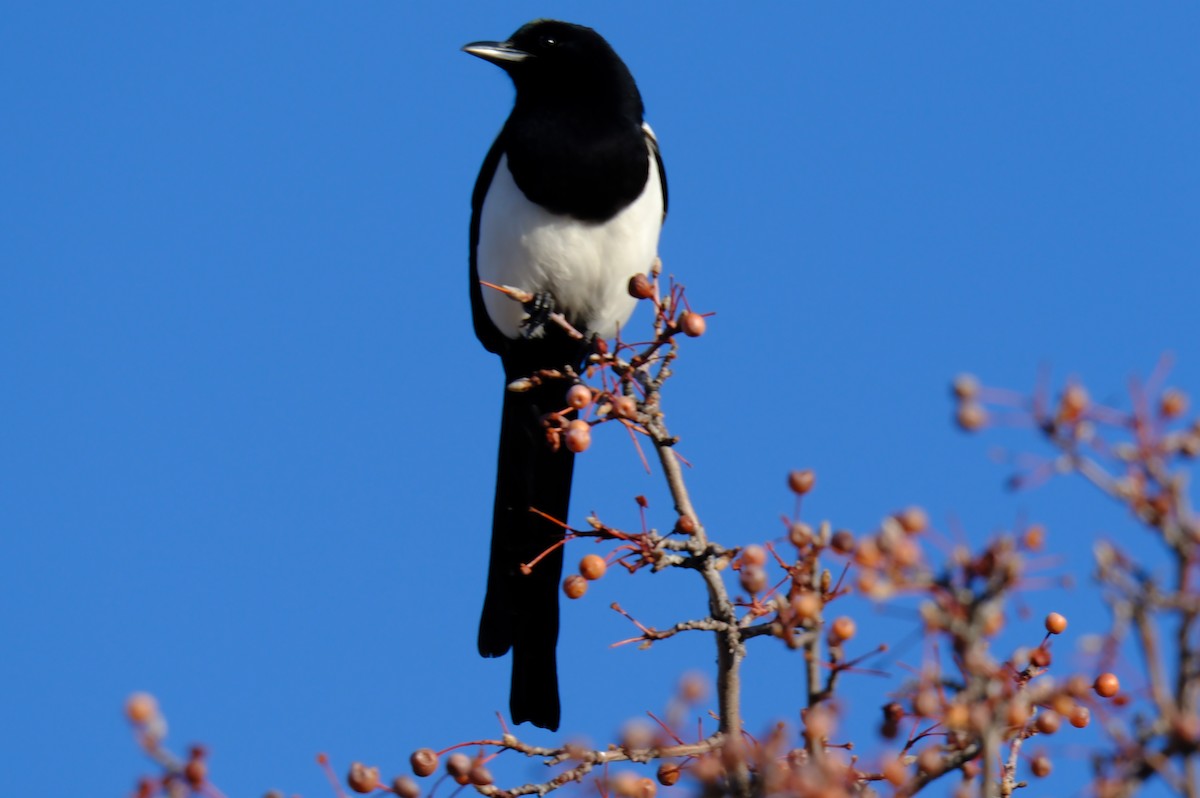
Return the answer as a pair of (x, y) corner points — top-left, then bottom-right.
(3, 3), (1197, 796)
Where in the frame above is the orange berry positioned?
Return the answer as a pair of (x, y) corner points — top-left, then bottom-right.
(1049, 695), (1075, 717)
(956, 402), (987, 431)
(896, 506), (928, 534)
(1094, 672), (1120, 698)
(788, 469), (816, 495)
(675, 515), (697, 535)
(944, 703), (969, 730)
(741, 544), (767, 567)
(656, 763), (681, 786)
(917, 747), (942, 775)
(410, 748), (438, 777)
(739, 565), (767, 595)
(563, 574), (588, 599)
(1045, 612), (1068, 635)
(883, 757), (908, 786)
(1029, 647), (1051, 668)
(1035, 710), (1060, 734)
(124, 692), (158, 725)
(679, 311), (706, 337)
(789, 522), (813, 547)
(628, 273), (655, 300)
(1069, 706), (1091, 728)
(579, 554), (607, 580)
(183, 758), (207, 788)
(791, 592), (821, 622)
(830, 529), (855, 554)
(1007, 700), (1031, 727)
(393, 776), (420, 798)
(445, 754), (471, 779)
(611, 394), (637, 419)
(913, 689), (939, 718)
(1161, 389), (1189, 419)
(564, 419), (591, 453)
(1022, 524), (1046, 551)
(829, 616), (856, 643)
(347, 762), (381, 794)
(1030, 754), (1052, 778)
(952, 373), (980, 400)
(469, 765), (494, 786)
(637, 777), (658, 798)
(1060, 384), (1089, 422)
(566, 384), (592, 409)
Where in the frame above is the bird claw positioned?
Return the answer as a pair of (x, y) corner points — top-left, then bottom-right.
(521, 291), (556, 339)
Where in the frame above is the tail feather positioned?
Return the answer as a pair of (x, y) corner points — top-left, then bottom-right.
(478, 381), (573, 731)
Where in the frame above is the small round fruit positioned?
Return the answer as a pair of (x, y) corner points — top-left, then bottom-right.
(1045, 612), (1068, 635)
(896, 506), (928, 534)
(679, 311), (706, 337)
(1030, 754), (1052, 778)
(1094, 672), (1120, 698)
(741, 545), (767, 567)
(1035, 710), (1060, 735)
(566, 384), (592, 409)
(739, 565), (767, 595)
(469, 765), (494, 786)
(830, 529), (855, 554)
(579, 554), (607, 581)
(347, 763), (381, 794)
(611, 394), (638, 419)
(183, 758), (207, 788)
(788, 469), (816, 495)
(393, 776), (420, 798)
(445, 754), (471, 779)
(829, 616), (856, 643)
(1069, 706), (1091, 728)
(952, 373), (980, 400)
(125, 692), (158, 724)
(563, 574), (588, 599)
(410, 748), (438, 777)
(956, 402), (987, 431)
(564, 419), (592, 453)
(656, 763), (681, 786)
(628, 273), (654, 300)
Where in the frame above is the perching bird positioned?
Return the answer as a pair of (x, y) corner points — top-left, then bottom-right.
(464, 19), (667, 731)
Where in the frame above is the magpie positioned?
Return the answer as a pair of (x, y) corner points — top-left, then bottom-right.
(464, 19), (667, 731)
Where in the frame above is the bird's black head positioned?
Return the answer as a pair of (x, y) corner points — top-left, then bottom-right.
(463, 20), (642, 114)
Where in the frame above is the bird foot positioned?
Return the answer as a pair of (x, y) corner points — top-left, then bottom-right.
(520, 291), (556, 339)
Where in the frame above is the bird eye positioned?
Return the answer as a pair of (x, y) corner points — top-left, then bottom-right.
(539, 34), (557, 48)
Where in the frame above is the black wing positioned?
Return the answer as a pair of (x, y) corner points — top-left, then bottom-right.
(469, 134), (510, 355)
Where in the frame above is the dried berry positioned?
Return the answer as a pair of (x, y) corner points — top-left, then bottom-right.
(347, 763), (381, 794)
(628, 273), (655, 300)
(410, 748), (438, 778)
(788, 469), (816, 495)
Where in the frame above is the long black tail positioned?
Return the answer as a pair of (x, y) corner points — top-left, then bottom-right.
(478, 378), (574, 731)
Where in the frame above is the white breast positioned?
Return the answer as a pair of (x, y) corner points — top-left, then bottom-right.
(476, 152), (664, 340)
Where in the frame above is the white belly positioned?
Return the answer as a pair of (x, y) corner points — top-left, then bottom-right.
(477, 153), (663, 340)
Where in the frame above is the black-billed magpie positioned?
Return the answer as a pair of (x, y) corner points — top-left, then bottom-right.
(464, 19), (667, 731)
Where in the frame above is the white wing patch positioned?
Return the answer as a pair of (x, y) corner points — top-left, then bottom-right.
(477, 151), (664, 340)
